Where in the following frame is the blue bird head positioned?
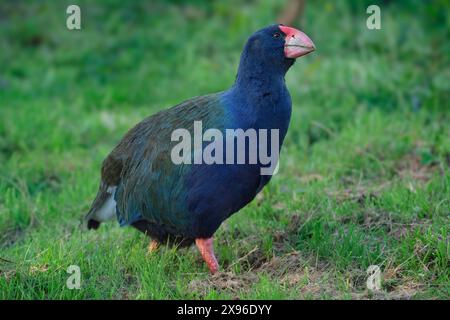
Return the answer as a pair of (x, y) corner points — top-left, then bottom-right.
(237, 24), (315, 79)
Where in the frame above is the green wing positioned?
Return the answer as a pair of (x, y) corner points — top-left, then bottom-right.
(99, 93), (225, 229)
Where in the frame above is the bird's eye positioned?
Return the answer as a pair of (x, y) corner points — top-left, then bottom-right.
(273, 32), (281, 38)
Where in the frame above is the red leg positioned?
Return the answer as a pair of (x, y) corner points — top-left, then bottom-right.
(195, 238), (219, 274)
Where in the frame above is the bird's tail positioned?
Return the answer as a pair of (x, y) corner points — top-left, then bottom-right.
(86, 219), (101, 230)
(85, 182), (117, 230)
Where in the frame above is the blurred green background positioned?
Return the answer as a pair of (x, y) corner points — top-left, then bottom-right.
(0, 0), (449, 299)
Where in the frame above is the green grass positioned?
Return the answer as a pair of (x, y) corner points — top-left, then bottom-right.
(0, 0), (449, 299)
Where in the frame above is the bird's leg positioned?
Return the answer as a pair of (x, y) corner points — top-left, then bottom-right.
(195, 238), (219, 274)
(147, 239), (160, 254)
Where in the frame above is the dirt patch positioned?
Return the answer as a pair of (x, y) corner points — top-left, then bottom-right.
(187, 251), (336, 299)
(0, 268), (16, 281)
(326, 183), (388, 204)
(396, 150), (441, 183)
(357, 208), (431, 240)
(258, 251), (306, 277)
(259, 252), (333, 297)
(0, 257), (17, 281)
(328, 149), (441, 204)
(0, 227), (26, 248)
(188, 272), (258, 298)
(187, 249), (433, 299)
(386, 280), (425, 299)
(271, 213), (305, 251)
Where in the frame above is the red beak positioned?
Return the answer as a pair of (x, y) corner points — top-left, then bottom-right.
(279, 25), (315, 59)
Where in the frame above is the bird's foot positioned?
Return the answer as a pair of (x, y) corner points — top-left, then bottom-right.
(195, 237), (219, 274)
(147, 240), (160, 254)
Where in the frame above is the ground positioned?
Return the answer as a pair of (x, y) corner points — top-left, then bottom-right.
(0, 0), (449, 299)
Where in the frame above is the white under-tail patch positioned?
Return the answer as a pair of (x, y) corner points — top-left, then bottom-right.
(92, 186), (117, 222)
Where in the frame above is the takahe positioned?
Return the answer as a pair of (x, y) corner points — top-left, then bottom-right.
(85, 24), (315, 274)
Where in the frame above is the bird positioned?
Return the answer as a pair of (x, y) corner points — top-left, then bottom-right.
(85, 24), (315, 274)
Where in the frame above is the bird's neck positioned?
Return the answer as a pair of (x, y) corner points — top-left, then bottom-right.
(223, 62), (292, 132)
(230, 49), (294, 104)
(222, 52), (293, 130)
(233, 64), (287, 104)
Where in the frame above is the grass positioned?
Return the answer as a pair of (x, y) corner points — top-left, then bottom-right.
(0, 0), (449, 299)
